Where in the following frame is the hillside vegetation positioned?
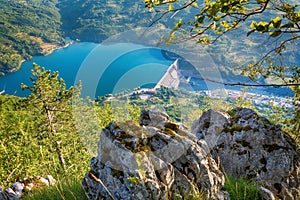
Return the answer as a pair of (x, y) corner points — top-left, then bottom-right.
(0, 0), (65, 74)
(0, 62), (298, 200)
(57, 0), (153, 42)
(1, 63), (298, 186)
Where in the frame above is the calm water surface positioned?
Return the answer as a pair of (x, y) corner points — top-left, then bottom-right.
(0, 42), (174, 97)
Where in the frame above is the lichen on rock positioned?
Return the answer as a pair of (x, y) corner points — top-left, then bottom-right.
(83, 109), (228, 200)
(192, 107), (300, 200)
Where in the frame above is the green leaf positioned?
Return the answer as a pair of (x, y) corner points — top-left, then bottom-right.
(197, 37), (211, 44)
(192, 2), (198, 7)
(296, 12), (300, 22)
(221, 5), (229, 13)
(272, 16), (282, 28)
(250, 21), (257, 29)
(255, 22), (269, 32)
(174, 18), (183, 30)
(168, 4), (173, 11)
(196, 15), (205, 24)
(256, 25), (265, 32)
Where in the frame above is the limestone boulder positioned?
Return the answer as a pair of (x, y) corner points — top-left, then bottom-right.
(83, 109), (228, 200)
(192, 108), (300, 200)
(191, 109), (230, 149)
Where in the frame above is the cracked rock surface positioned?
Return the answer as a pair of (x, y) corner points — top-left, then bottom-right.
(193, 108), (300, 200)
(82, 109), (228, 200)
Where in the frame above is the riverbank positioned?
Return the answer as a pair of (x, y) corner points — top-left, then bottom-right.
(6, 59), (26, 74)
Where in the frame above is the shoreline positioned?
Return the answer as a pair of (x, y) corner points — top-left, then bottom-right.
(41, 41), (74, 56)
(7, 41), (75, 74)
(6, 59), (26, 73)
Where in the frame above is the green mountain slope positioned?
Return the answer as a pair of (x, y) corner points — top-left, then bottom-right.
(58, 0), (151, 42)
(0, 0), (64, 74)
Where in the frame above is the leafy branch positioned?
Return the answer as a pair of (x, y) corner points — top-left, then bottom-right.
(144, 0), (300, 84)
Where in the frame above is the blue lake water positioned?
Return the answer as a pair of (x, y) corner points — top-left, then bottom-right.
(0, 42), (174, 97)
(0, 42), (294, 98)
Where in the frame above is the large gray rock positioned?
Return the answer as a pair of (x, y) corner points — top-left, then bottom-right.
(191, 109), (230, 149)
(192, 108), (300, 200)
(83, 109), (228, 200)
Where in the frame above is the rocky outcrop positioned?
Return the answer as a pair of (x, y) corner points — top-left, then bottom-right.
(191, 109), (230, 149)
(0, 175), (56, 200)
(193, 108), (300, 200)
(83, 109), (228, 200)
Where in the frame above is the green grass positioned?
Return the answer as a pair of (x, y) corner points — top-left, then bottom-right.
(224, 174), (261, 200)
(22, 177), (88, 200)
(183, 189), (206, 200)
(170, 187), (206, 200)
(21, 174), (262, 200)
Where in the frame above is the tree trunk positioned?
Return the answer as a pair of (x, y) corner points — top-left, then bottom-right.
(56, 140), (66, 171)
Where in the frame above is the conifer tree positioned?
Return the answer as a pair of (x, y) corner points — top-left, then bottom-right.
(21, 63), (81, 171)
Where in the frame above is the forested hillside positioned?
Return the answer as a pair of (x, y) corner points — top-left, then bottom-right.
(57, 0), (152, 42)
(0, 0), (64, 74)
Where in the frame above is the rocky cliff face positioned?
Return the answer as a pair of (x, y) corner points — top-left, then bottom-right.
(82, 109), (228, 200)
(192, 108), (300, 200)
(83, 108), (300, 200)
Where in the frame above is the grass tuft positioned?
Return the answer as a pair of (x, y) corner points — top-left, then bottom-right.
(22, 177), (88, 200)
(224, 174), (261, 200)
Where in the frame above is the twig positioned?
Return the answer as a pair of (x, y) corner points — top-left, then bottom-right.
(56, 140), (66, 171)
(88, 172), (115, 200)
(203, 77), (300, 87)
(6, 163), (21, 182)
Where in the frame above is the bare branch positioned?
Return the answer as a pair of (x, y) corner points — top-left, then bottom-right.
(203, 77), (300, 87)
(146, 0), (197, 28)
(254, 35), (300, 67)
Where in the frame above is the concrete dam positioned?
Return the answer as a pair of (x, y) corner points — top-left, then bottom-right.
(154, 59), (180, 89)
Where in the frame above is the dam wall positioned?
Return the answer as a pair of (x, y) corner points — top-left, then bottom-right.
(154, 59), (180, 89)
